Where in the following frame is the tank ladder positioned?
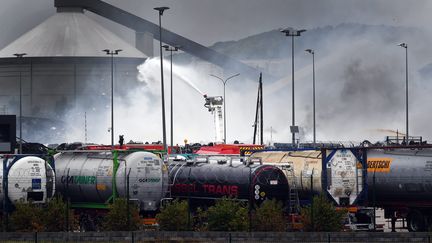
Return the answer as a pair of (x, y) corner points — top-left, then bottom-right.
(288, 168), (301, 214)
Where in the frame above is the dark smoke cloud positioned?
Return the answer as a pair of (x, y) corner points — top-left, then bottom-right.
(340, 59), (402, 114)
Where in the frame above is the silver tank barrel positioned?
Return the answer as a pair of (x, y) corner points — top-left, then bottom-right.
(55, 151), (114, 203)
(367, 148), (432, 207)
(250, 150), (323, 198)
(54, 150), (168, 211)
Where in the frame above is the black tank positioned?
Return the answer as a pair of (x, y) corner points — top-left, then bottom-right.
(168, 161), (289, 205)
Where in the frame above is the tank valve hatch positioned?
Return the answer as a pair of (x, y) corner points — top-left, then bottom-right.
(326, 149), (363, 206)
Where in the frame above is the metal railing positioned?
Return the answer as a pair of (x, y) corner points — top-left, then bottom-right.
(1, 231), (432, 243)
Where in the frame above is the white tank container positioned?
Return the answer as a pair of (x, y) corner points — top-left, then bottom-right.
(0, 156), (55, 204)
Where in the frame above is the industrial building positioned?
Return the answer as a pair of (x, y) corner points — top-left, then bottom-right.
(0, 7), (147, 142)
(0, 0), (261, 143)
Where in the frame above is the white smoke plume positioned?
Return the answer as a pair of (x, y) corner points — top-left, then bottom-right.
(61, 57), (261, 145)
(60, 23), (432, 146)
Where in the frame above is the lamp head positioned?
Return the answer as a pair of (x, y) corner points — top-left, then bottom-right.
(163, 45), (181, 51)
(13, 53), (27, 58)
(280, 28), (306, 36)
(280, 27), (293, 35)
(103, 49), (122, 55)
(305, 49), (314, 54)
(298, 29), (307, 34)
(398, 43), (407, 48)
(154, 6), (170, 15)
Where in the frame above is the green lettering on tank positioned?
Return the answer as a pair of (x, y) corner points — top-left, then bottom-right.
(71, 176), (96, 185)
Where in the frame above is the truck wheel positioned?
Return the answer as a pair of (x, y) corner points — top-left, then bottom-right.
(407, 210), (425, 232)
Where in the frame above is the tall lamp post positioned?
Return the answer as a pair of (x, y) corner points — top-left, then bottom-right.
(280, 28), (306, 145)
(14, 53), (27, 154)
(210, 73), (240, 144)
(162, 44), (180, 152)
(398, 43), (409, 144)
(103, 49), (122, 147)
(154, 6), (170, 152)
(305, 49), (316, 145)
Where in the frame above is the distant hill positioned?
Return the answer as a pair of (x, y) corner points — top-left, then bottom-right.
(174, 23), (427, 77)
(210, 23), (419, 59)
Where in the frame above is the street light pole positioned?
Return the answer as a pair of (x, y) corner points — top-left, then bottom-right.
(103, 49), (122, 147)
(305, 49), (316, 145)
(398, 43), (408, 143)
(281, 28), (306, 145)
(163, 45), (180, 152)
(210, 73), (240, 144)
(154, 6), (170, 152)
(14, 53), (27, 154)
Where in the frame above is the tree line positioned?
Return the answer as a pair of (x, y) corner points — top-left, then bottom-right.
(156, 195), (347, 232)
(3, 195), (347, 232)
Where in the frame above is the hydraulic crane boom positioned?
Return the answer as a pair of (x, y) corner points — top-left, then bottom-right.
(204, 95), (224, 143)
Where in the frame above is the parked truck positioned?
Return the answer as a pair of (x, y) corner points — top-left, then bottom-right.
(251, 146), (432, 232)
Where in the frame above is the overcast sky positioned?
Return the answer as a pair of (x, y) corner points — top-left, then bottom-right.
(1, 0), (431, 48)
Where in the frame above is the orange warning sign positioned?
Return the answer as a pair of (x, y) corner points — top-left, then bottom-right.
(367, 158), (392, 173)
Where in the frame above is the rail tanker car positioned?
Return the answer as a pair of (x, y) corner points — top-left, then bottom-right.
(168, 160), (289, 206)
(366, 148), (432, 231)
(0, 155), (55, 210)
(251, 147), (432, 232)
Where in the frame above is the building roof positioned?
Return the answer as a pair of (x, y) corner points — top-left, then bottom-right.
(0, 11), (146, 58)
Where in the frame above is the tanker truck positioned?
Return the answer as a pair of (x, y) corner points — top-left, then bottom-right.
(251, 147), (432, 232)
(366, 147), (432, 232)
(251, 148), (375, 231)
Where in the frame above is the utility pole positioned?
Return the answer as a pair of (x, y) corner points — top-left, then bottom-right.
(14, 53), (27, 154)
(162, 45), (180, 152)
(398, 43), (409, 144)
(154, 6), (170, 152)
(210, 73), (240, 144)
(103, 49), (122, 147)
(305, 49), (316, 144)
(253, 73), (264, 145)
(280, 28), (306, 145)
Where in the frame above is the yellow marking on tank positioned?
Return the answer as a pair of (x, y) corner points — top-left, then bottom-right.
(96, 184), (107, 191)
(367, 158), (392, 173)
